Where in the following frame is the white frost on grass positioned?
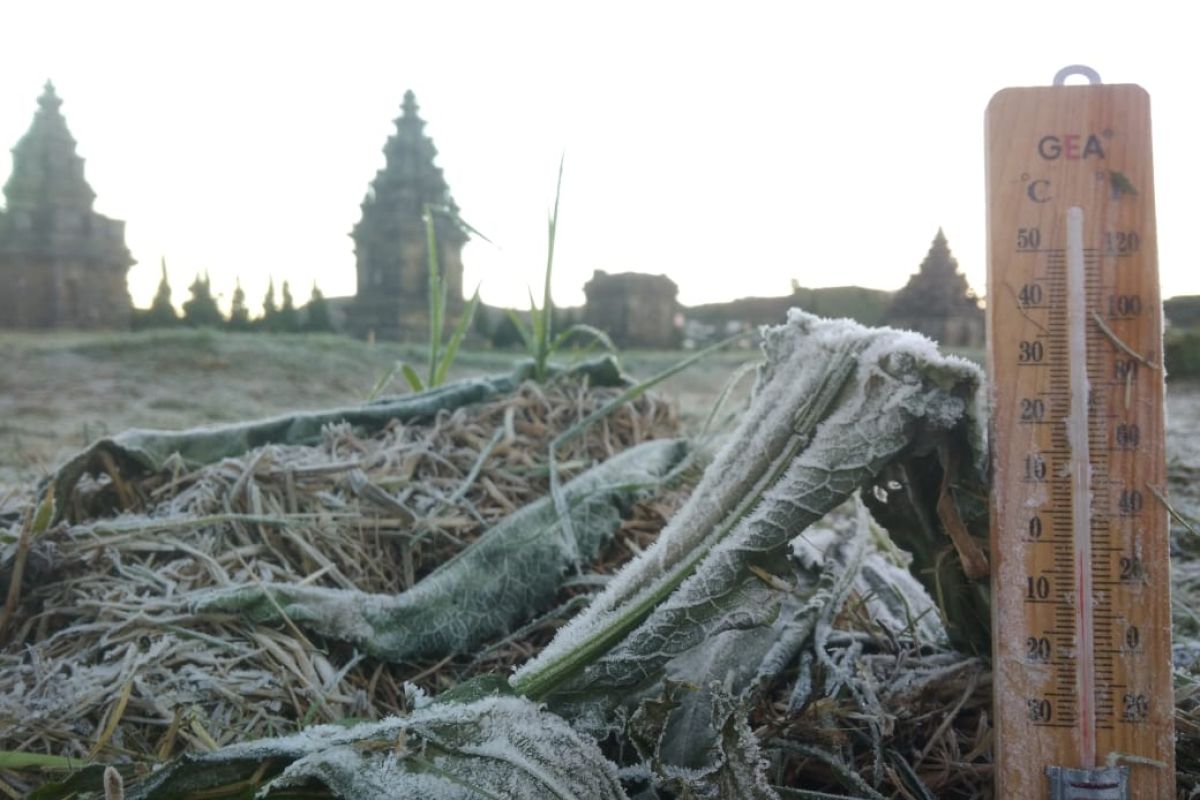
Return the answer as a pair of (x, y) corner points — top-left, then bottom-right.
(512, 309), (981, 698)
(129, 694), (628, 800)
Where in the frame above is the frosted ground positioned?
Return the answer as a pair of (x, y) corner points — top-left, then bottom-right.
(2, 327), (1198, 797)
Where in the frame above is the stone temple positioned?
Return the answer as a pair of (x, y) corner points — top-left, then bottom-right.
(583, 271), (680, 348)
(883, 229), (984, 348)
(348, 90), (467, 340)
(0, 82), (134, 329)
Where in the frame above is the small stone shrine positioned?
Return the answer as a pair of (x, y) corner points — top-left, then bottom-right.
(583, 270), (680, 348)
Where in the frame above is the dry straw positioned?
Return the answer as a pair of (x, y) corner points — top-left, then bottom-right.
(0, 374), (678, 795)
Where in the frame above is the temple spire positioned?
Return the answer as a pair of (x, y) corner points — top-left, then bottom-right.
(881, 229), (984, 347)
(3, 79), (94, 213)
(349, 89), (467, 340)
(916, 227), (960, 281)
(401, 89), (419, 118)
(370, 89), (455, 216)
(38, 80), (63, 111)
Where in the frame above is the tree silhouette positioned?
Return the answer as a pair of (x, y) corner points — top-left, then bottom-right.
(182, 272), (224, 328)
(260, 278), (279, 331)
(278, 281), (300, 332)
(139, 258), (179, 328)
(227, 279), (251, 331)
(304, 283), (335, 332)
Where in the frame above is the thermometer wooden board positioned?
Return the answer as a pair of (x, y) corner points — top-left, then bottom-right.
(986, 71), (1174, 798)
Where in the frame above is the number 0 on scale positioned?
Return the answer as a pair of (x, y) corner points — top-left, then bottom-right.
(986, 68), (1174, 798)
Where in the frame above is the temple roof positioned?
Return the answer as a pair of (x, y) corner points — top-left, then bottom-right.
(584, 270), (679, 295)
(885, 229), (981, 319)
(3, 81), (97, 213)
(353, 89), (464, 243)
(0, 82), (133, 270)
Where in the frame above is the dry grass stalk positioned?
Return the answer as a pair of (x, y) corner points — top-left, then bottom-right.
(0, 375), (678, 793)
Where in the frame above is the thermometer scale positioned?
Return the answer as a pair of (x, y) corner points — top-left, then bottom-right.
(986, 67), (1174, 798)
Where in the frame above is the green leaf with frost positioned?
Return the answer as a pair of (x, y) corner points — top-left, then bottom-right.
(627, 501), (943, 779)
(511, 310), (982, 705)
(194, 439), (686, 661)
(630, 684), (778, 799)
(123, 695), (628, 800)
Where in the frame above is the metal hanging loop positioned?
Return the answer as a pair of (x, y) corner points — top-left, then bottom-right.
(1053, 65), (1102, 86)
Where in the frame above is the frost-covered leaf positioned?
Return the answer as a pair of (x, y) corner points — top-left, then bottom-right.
(631, 684), (777, 800)
(513, 310), (982, 705)
(194, 438), (686, 661)
(628, 680), (687, 766)
(642, 501), (943, 776)
(124, 695), (628, 800)
(706, 693), (777, 800)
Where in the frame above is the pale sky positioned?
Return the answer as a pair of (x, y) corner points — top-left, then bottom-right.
(1, 1), (1196, 313)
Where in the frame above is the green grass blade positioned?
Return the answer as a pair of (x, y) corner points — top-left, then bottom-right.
(507, 308), (535, 352)
(699, 358), (761, 440)
(550, 323), (617, 356)
(400, 362), (425, 392)
(437, 280), (451, 380)
(366, 361), (403, 401)
(528, 287), (545, 367)
(32, 490), (55, 533)
(434, 286), (482, 386)
(0, 750), (79, 770)
(423, 204), (495, 245)
(539, 156), (564, 376)
(450, 213), (494, 245)
(424, 205), (443, 388)
(554, 328), (756, 452)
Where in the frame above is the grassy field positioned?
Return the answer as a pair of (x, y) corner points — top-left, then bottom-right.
(0, 329), (759, 495)
(3, 327), (1194, 499)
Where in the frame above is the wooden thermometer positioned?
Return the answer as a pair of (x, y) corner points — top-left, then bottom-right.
(986, 67), (1174, 799)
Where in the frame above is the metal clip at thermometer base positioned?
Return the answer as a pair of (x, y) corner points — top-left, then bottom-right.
(1046, 765), (1129, 800)
(986, 68), (1174, 797)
